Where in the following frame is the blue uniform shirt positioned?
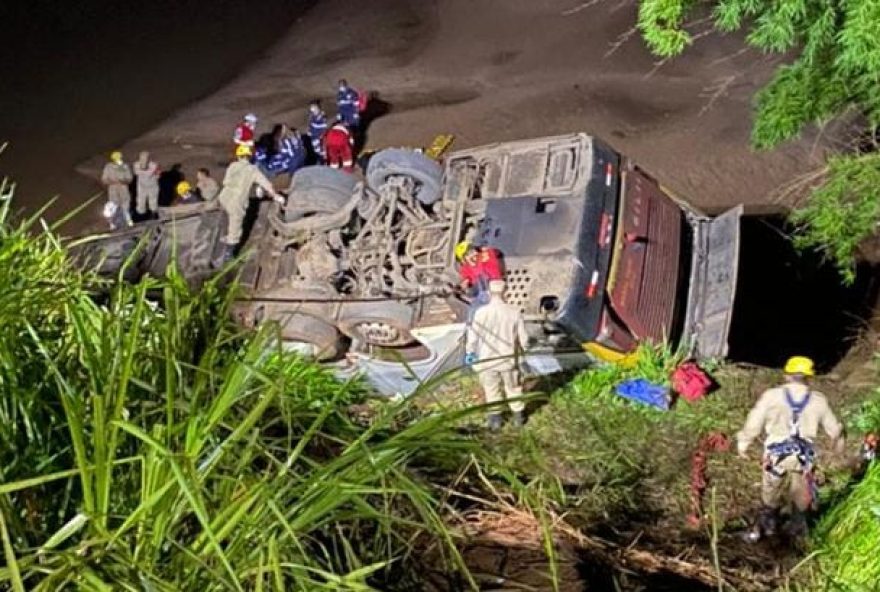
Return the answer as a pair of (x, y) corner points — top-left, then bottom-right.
(308, 111), (328, 154)
(336, 87), (360, 126)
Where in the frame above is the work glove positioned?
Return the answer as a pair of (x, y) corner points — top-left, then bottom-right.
(464, 352), (477, 366)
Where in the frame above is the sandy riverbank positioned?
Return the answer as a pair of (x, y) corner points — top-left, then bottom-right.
(77, 0), (826, 224)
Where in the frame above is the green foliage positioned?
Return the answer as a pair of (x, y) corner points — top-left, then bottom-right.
(637, 0), (880, 149)
(495, 347), (755, 524)
(569, 342), (685, 398)
(788, 152), (880, 283)
(846, 389), (880, 433)
(636, 0), (697, 56)
(0, 190), (542, 590)
(810, 461), (880, 590)
(637, 0), (880, 286)
(0, 186), (100, 540)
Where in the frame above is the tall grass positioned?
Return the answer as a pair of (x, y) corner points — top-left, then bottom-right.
(809, 462), (880, 590)
(801, 375), (880, 590)
(0, 191), (530, 590)
(0, 184), (98, 545)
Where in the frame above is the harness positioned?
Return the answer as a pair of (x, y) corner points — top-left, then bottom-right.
(764, 389), (816, 477)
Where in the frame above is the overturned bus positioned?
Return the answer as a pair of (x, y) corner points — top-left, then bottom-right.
(72, 133), (741, 393)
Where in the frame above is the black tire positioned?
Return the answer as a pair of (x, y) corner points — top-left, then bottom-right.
(365, 149), (443, 205)
(274, 312), (342, 361)
(337, 300), (416, 347)
(285, 167), (357, 221)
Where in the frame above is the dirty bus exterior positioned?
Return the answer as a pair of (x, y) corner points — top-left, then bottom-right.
(68, 132), (741, 393)
(447, 133), (742, 363)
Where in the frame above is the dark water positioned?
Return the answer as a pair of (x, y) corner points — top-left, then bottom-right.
(0, 0), (307, 219)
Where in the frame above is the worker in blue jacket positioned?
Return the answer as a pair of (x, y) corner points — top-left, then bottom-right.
(282, 127), (307, 173)
(307, 101), (328, 163)
(336, 79), (360, 128)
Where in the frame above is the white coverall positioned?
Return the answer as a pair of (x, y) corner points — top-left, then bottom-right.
(737, 383), (843, 511)
(216, 160), (275, 246)
(133, 159), (160, 214)
(101, 162), (133, 222)
(197, 175), (220, 202)
(466, 296), (528, 413)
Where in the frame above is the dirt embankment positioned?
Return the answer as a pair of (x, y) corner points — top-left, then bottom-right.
(78, 0), (823, 221)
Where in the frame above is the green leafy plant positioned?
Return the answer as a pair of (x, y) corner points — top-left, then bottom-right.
(809, 462), (880, 590)
(788, 153), (880, 284)
(637, 0), (880, 281)
(0, 186), (555, 590)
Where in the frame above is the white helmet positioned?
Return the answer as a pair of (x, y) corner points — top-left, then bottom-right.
(244, 113), (258, 123)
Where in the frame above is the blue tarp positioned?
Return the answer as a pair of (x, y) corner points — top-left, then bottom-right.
(615, 378), (669, 410)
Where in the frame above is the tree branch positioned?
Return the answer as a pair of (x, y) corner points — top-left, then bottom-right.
(605, 26), (639, 57)
(562, 0), (606, 16)
(698, 75), (737, 117)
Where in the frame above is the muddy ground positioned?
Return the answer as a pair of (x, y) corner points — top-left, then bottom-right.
(75, 0), (828, 230)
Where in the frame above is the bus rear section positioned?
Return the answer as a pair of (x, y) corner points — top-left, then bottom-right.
(590, 157), (742, 359)
(472, 134), (742, 360)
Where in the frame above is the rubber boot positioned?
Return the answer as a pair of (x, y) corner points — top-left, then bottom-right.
(784, 511), (809, 539)
(222, 243), (236, 263)
(511, 411), (525, 428)
(758, 506), (779, 537)
(486, 413), (503, 431)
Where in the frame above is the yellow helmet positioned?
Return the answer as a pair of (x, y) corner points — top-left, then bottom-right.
(176, 181), (192, 196)
(235, 144), (252, 158)
(454, 240), (471, 261)
(110, 150), (123, 163)
(784, 356), (815, 376)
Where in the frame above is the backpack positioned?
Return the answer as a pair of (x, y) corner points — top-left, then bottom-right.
(671, 362), (713, 403)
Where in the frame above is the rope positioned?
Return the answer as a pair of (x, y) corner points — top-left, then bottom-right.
(687, 432), (730, 528)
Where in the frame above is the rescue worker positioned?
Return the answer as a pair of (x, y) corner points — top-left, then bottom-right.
(233, 113), (258, 151)
(283, 126), (308, 173)
(175, 180), (199, 205)
(307, 101), (328, 163)
(336, 79), (360, 128)
(323, 120), (354, 171)
(196, 167), (219, 202)
(101, 150), (134, 227)
(465, 280), (529, 430)
(455, 241), (505, 309)
(216, 144), (285, 262)
(737, 356), (845, 541)
(133, 150), (160, 218)
(255, 124), (308, 177)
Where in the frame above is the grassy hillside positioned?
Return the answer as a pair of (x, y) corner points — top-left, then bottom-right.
(0, 189), (520, 590)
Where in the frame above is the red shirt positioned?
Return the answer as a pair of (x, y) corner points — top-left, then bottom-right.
(459, 247), (504, 289)
(324, 125), (352, 149)
(233, 123), (254, 146)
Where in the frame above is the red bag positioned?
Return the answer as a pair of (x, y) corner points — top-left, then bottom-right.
(671, 362), (713, 403)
